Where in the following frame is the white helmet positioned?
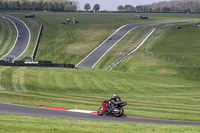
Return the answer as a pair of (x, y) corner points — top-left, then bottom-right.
(113, 94), (118, 97)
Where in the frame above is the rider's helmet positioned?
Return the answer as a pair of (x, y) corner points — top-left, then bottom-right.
(113, 93), (118, 98)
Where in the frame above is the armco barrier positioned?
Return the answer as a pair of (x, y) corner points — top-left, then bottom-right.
(32, 24), (43, 61)
(38, 61), (52, 64)
(0, 60), (75, 68)
(107, 27), (156, 70)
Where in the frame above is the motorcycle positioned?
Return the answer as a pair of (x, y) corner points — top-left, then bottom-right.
(97, 100), (127, 117)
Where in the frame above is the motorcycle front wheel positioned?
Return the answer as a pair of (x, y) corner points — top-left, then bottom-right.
(114, 107), (124, 117)
(97, 107), (104, 116)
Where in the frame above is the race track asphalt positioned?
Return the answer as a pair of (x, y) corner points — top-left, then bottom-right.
(0, 15), (30, 60)
(77, 23), (155, 68)
(0, 102), (200, 125)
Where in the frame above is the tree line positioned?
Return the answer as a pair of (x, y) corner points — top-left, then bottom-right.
(84, 3), (100, 12)
(117, 0), (200, 13)
(0, 0), (77, 12)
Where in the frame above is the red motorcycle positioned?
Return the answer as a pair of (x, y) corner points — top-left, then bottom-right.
(97, 100), (127, 117)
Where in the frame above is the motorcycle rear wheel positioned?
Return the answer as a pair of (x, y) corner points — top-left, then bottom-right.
(114, 107), (124, 117)
(97, 107), (104, 116)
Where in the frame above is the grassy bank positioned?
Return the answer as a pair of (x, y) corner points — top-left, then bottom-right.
(0, 66), (200, 121)
(1, 114), (200, 133)
(4, 12), (200, 64)
(6, 12), (143, 63)
(95, 26), (153, 69)
(0, 13), (199, 121)
(0, 13), (200, 132)
(0, 17), (17, 59)
(150, 24), (200, 66)
(112, 24), (200, 75)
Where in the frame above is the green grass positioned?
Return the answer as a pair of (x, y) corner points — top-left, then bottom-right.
(112, 24), (200, 76)
(32, 13), (151, 64)
(0, 13), (200, 132)
(150, 24), (200, 66)
(95, 26), (153, 69)
(3, 12), (200, 63)
(0, 17), (17, 58)
(5, 12), (146, 63)
(0, 66), (200, 121)
(1, 114), (200, 133)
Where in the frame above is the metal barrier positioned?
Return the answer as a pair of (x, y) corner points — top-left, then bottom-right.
(32, 24), (43, 61)
(107, 28), (156, 70)
(107, 21), (200, 70)
(0, 60), (75, 68)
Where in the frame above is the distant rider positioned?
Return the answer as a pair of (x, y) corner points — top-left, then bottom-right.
(108, 94), (121, 111)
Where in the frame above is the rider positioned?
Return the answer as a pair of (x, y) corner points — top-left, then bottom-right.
(108, 94), (121, 111)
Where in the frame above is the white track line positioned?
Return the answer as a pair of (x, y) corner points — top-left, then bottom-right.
(91, 26), (138, 68)
(76, 25), (127, 67)
(67, 109), (97, 114)
(12, 15), (31, 60)
(108, 28), (157, 70)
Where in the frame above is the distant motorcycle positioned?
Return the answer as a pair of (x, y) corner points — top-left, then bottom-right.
(97, 100), (127, 117)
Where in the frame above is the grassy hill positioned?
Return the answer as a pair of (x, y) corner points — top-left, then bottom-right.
(4, 12), (200, 64)
(110, 24), (200, 80)
(0, 12), (200, 132)
(1, 22), (200, 121)
(0, 66), (200, 121)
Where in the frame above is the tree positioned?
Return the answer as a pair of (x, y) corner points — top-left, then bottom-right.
(84, 3), (91, 11)
(124, 5), (134, 12)
(135, 6), (143, 12)
(156, 7), (161, 12)
(0, 0), (77, 12)
(70, 1), (78, 11)
(43, 2), (48, 10)
(163, 7), (171, 12)
(0, 1), (3, 10)
(47, 2), (54, 10)
(20, 2), (28, 10)
(64, 4), (76, 12)
(15, 1), (20, 10)
(31, 1), (37, 10)
(53, 2), (60, 11)
(93, 4), (100, 12)
(3, 2), (8, 10)
(36, 1), (44, 10)
(185, 8), (191, 13)
(149, 8), (153, 12)
(117, 5), (124, 12)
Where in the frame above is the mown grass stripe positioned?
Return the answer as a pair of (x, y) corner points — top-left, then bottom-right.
(12, 67), (27, 92)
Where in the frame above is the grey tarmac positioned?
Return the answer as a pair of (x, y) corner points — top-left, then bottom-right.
(77, 23), (156, 68)
(0, 102), (200, 125)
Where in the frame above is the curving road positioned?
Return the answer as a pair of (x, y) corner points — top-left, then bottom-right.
(77, 21), (199, 68)
(0, 102), (200, 125)
(77, 23), (156, 68)
(0, 15), (31, 61)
